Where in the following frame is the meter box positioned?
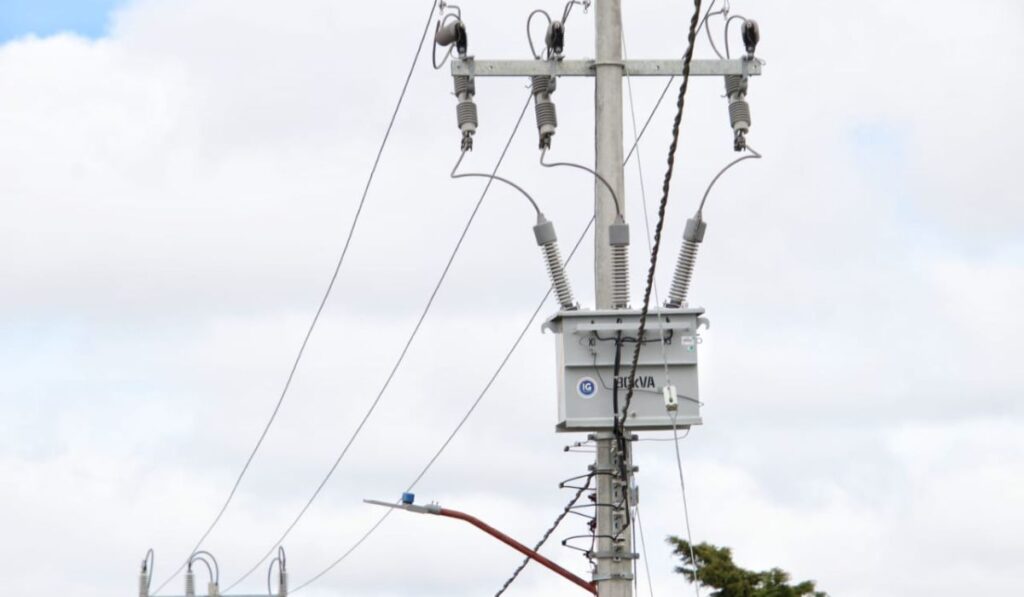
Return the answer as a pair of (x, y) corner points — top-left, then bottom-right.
(543, 308), (707, 432)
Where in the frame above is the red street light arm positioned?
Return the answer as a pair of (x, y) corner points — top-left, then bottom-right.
(364, 499), (597, 595)
(436, 507), (597, 595)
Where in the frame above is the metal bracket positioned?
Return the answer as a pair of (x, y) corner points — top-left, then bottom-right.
(452, 58), (762, 78)
(590, 551), (639, 560)
(592, 572), (636, 581)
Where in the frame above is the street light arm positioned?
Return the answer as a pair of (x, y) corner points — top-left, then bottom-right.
(436, 507), (597, 595)
(364, 498), (596, 595)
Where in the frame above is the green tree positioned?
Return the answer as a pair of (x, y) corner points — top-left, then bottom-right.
(668, 538), (827, 597)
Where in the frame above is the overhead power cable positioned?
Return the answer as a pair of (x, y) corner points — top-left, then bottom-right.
(226, 91), (537, 592)
(494, 474), (595, 596)
(621, 0), (704, 425)
(151, 2), (440, 593)
(293, 215), (596, 594)
(290, 41), (683, 591)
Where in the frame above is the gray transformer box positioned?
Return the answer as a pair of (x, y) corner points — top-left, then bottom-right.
(543, 308), (707, 432)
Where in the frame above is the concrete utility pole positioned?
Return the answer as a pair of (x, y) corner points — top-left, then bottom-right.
(593, 2), (634, 596)
(446, 1), (761, 594)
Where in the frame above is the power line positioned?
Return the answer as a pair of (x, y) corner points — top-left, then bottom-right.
(289, 34), (699, 590)
(495, 474), (595, 596)
(291, 213), (596, 594)
(671, 413), (701, 597)
(226, 91), (537, 592)
(621, 0), (704, 424)
(151, 2), (440, 593)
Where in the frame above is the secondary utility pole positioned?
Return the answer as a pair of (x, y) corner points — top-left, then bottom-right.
(593, 2), (633, 596)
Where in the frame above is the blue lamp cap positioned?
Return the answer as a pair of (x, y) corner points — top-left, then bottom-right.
(401, 492), (415, 505)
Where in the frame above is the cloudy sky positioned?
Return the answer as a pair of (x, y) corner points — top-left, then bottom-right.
(1, 0), (1022, 596)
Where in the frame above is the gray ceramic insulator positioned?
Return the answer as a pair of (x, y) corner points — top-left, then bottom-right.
(666, 216), (706, 308)
(435, 21), (461, 46)
(534, 217), (576, 309)
(184, 571), (195, 597)
(533, 218), (557, 246)
(609, 221), (630, 246)
(683, 216), (706, 242)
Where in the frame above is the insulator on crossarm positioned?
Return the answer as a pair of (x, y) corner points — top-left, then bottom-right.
(609, 218), (630, 309)
(531, 75), (558, 149)
(279, 570), (289, 597)
(453, 74), (478, 151)
(725, 74), (751, 151)
(184, 569), (195, 597)
(665, 214), (706, 308)
(534, 215), (577, 310)
(138, 569), (148, 597)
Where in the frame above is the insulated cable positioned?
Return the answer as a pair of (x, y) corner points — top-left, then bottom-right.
(634, 504), (657, 597)
(225, 91), (537, 592)
(697, 146), (761, 213)
(290, 35), (680, 589)
(724, 14), (747, 59)
(292, 215), (596, 594)
(623, 29), (672, 388)
(151, 2), (441, 593)
(700, 0), (727, 59)
(621, 0), (704, 425)
(664, 146), (761, 309)
(451, 150), (542, 215)
(527, 9), (553, 60)
(494, 473), (595, 596)
(540, 150), (622, 217)
(671, 411), (701, 597)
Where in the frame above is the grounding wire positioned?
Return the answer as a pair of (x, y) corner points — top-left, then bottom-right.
(224, 91), (537, 592)
(151, 1), (440, 593)
(672, 411), (701, 597)
(290, 33), (680, 589)
(451, 150), (543, 215)
(292, 214), (596, 594)
(635, 504), (657, 597)
(540, 149), (622, 216)
(494, 473), (595, 596)
(621, 0), (703, 425)
(697, 145), (761, 213)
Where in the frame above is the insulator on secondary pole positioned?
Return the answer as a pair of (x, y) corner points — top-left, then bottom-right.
(609, 217), (630, 309)
(534, 215), (577, 310)
(184, 568), (195, 597)
(531, 75), (558, 149)
(664, 214), (706, 308)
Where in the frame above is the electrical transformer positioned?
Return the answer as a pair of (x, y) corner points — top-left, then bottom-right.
(544, 308), (707, 432)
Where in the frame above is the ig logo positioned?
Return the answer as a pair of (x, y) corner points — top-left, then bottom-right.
(576, 377), (598, 399)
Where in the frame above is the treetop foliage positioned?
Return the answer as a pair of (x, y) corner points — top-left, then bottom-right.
(668, 537), (827, 597)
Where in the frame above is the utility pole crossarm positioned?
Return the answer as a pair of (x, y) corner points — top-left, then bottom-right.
(451, 58), (761, 77)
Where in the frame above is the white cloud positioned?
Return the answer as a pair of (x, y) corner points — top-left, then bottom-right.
(1, 1), (1022, 596)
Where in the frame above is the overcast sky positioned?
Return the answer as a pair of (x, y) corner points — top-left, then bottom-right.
(1, 1), (1022, 596)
